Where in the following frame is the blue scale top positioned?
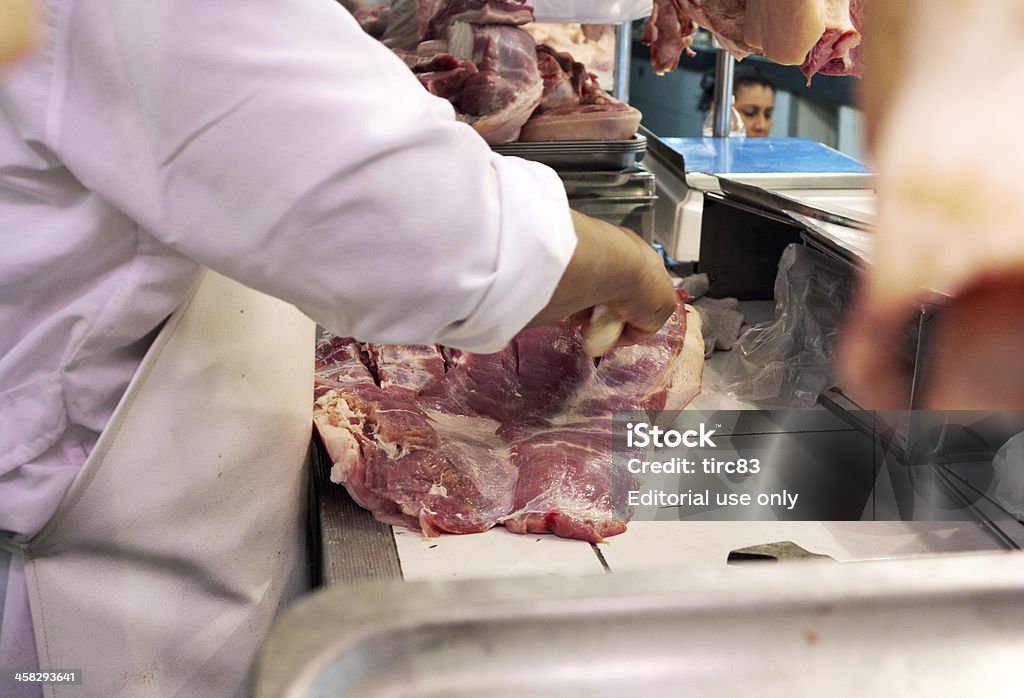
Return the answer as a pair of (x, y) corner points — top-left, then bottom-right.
(659, 137), (872, 175)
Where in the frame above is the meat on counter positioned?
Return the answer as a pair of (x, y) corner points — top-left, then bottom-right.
(313, 296), (704, 543)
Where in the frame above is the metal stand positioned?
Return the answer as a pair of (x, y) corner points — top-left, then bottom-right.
(712, 43), (736, 137)
(613, 22), (632, 103)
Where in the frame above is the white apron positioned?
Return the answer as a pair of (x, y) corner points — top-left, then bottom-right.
(16, 270), (315, 697)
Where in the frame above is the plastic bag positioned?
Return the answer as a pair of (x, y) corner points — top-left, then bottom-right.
(716, 243), (856, 408)
(701, 98), (747, 138)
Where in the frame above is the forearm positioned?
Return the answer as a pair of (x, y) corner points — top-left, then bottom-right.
(53, 0), (578, 354)
(528, 210), (677, 344)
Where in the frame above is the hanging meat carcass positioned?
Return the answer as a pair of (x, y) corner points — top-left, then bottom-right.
(642, 0), (864, 84)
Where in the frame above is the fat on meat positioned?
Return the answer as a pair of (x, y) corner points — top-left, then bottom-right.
(798, 0), (863, 83)
(446, 22), (544, 143)
(642, 0), (863, 84)
(423, 0), (534, 41)
(365, 342), (447, 394)
(313, 297), (705, 543)
(359, 1), (642, 143)
(519, 45), (642, 141)
(501, 420), (627, 541)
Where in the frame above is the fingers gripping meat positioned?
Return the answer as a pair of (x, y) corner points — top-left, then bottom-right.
(528, 210), (678, 352)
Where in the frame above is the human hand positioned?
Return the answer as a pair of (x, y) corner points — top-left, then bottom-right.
(528, 210), (677, 351)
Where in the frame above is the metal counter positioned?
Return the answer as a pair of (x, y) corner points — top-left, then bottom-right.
(259, 544), (1024, 697)
(289, 374), (1024, 698)
(310, 431), (402, 586)
(308, 370), (1020, 589)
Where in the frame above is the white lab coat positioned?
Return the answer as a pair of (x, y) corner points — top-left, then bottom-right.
(0, 0), (575, 693)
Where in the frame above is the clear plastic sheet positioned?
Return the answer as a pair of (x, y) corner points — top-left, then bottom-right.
(992, 432), (1024, 518)
(716, 244), (857, 408)
(530, 0), (653, 23)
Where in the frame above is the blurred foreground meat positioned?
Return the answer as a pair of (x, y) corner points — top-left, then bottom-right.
(642, 0), (863, 83)
(839, 0), (1024, 409)
(313, 299), (704, 542)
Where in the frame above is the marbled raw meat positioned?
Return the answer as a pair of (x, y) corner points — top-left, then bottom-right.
(314, 298), (704, 542)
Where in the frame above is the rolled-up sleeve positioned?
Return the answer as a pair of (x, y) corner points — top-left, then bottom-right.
(48, 0), (576, 353)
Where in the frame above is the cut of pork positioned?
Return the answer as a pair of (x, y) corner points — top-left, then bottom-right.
(641, 0), (864, 82)
(569, 302), (703, 415)
(534, 45), (580, 111)
(517, 102), (642, 142)
(519, 45), (641, 141)
(314, 298), (704, 543)
(423, 0), (535, 41)
(500, 418), (635, 543)
(446, 21), (544, 143)
(399, 51), (480, 101)
(440, 322), (595, 421)
(798, 0), (863, 84)
(316, 384), (517, 535)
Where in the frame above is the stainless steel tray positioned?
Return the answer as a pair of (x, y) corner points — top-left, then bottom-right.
(561, 167), (655, 198)
(558, 168), (637, 191)
(492, 134), (647, 171)
(254, 552), (1024, 697)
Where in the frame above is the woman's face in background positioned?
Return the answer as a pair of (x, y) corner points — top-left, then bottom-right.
(734, 83), (775, 137)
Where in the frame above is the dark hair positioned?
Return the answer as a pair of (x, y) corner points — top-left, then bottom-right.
(697, 65), (775, 113)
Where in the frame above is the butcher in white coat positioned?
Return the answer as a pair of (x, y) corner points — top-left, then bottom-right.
(0, 1), (677, 696)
